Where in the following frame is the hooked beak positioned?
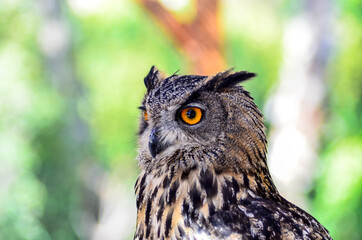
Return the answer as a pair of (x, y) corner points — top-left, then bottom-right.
(148, 128), (168, 158)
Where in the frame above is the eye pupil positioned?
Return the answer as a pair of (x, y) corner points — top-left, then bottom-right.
(180, 107), (202, 125)
(186, 109), (196, 119)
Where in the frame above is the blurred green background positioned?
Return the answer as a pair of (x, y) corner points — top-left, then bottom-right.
(0, 0), (361, 239)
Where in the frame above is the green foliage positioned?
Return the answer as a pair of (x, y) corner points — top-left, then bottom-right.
(312, 9), (362, 239)
(74, 0), (185, 167)
(314, 139), (362, 239)
(0, 0), (360, 239)
(223, 0), (283, 108)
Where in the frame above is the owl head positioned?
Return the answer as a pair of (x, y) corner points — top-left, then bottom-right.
(137, 66), (267, 173)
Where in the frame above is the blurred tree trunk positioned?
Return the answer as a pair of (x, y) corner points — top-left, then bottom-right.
(37, 0), (94, 239)
(266, 0), (334, 208)
(136, 0), (225, 75)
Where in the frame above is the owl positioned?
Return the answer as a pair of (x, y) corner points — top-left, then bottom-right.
(134, 66), (332, 240)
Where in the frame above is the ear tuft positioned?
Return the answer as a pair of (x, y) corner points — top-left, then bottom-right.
(217, 71), (256, 90)
(144, 66), (165, 92)
(203, 69), (256, 91)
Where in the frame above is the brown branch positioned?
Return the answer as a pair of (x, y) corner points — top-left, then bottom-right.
(136, 0), (225, 74)
(138, 0), (190, 45)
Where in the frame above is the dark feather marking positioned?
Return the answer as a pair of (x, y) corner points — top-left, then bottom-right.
(199, 168), (218, 198)
(181, 165), (197, 180)
(181, 168), (191, 180)
(140, 174), (146, 186)
(138, 230), (144, 240)
(209, 212), (234, 237)
(134, 175), (140, 192)
(165, 209), (174, 238)
(162, 175), (170, 188)
(182, 200), (189, 216)
(137, 174), (146, 191)
(151, 187), (158, 201)
(184, 90), (202, 105)
(153, 88), (161, 98)
(138, 118), (148, 135)
(145, 225), (151, 239)
(167, 180), (179, 205)
(182, 200), (192, 227)
(157, 225), (161, 238)
(223, 179), (237, 205)
(255, 129), (267, 145)
(144, 199), (153, 238)
(184, 217), (191, 228)
(243, 172), (249, 188)
(243, 149), (254, 167)
(249, 113), (265, 130)
(215, 167), (223, 175)
(178, 225), (185, 238)
(231, 177), (240, 194)
(190, 184), (202, 209)
(222, 196), (230, 211)
(239, 198), (251, 205)
(157, 197), (165, 221)
(199, 216), (208, 232)
(136, 184), (145, 209)
(208, 149), (219, 159)
(209, 202), (216, 215)
(250, 146), (261, 165)
(169, 166), (175, 180)
(255, 145), (266, 160)
(246, 104), (263, 118)
(190, 154), (197, 163)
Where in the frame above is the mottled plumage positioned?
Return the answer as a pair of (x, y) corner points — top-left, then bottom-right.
(134, 66), (332, 240)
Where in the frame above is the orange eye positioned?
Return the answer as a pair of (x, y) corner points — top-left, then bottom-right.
(143, 111), (148, 121)
(180, 107), (202, 125)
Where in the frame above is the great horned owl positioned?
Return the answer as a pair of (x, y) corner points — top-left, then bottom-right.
(134, 66), (332, 240)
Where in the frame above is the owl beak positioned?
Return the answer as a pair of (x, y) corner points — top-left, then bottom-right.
(149, 128), (166, 158)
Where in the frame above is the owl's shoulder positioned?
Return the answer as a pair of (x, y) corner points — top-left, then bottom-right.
(202, 196), (331, 240)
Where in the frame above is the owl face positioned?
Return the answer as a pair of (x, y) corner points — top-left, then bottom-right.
(137, 66), (258, 171)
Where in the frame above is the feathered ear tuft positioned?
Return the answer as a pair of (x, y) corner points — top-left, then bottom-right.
(144, 66), (165, 92)
(203, 69), (256, 91)
(217, 71), (256, 89)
